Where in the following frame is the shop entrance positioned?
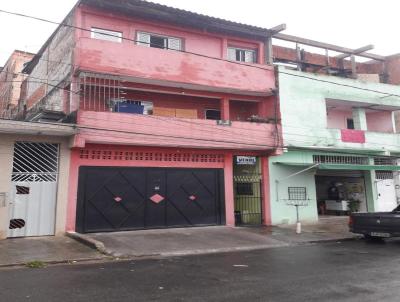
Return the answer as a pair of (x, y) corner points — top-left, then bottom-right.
(233, 156), (262, 225)
(315, 170), (367, 216)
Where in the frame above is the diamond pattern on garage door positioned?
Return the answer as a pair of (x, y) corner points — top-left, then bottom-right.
(166, 170), (218, 227)
(76, 167), (224, 233)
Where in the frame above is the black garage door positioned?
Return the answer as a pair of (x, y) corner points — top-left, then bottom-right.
(76, 167), (225, 233)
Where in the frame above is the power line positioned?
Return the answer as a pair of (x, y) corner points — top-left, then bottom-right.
(1, 8), (400, 153)
(0, 8), (274, 73)
(1, 8), (399, 105)
(279, 71), (400, 98)
(1, 117), (400, 158)
(1, 8), (399, 99)
(0, 71), (80, 95)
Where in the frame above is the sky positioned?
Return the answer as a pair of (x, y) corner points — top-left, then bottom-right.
(1, 0), (400, 65)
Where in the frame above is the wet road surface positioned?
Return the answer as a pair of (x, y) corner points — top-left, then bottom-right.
(1, 239), (400, 302)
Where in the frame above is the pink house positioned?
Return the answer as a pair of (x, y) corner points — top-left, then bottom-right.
(22, 0), (281, 233)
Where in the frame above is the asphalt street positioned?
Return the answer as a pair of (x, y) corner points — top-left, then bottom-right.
(1, 239), (400, 302)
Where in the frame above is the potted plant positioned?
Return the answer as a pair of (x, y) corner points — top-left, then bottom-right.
(347, 199), (361, 213)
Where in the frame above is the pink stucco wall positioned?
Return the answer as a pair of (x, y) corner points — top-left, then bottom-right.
(327, 108), (394, 133)
(75, 110), (279, 151)
(74, 7), (275, 94)
(366, 111), (394, 133)
(327, 109), (352, 129)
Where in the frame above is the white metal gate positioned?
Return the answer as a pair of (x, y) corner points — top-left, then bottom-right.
(376, 178), (397, 212)
(8, 142), (59, 238)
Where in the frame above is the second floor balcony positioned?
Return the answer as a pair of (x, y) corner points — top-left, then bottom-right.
(69, 72), (280, 152)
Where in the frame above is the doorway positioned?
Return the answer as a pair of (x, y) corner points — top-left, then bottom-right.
(8, 142), (59, 237)
(233, 156), (262, 225)
(315, 170), (367, 217)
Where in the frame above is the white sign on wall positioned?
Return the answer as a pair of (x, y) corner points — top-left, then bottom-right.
(236, 156), (257, 165)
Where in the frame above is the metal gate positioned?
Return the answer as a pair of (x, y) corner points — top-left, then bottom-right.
(76, 167), (225, 233)
(233, 173), (262, 225)
(8, 142), (59, 237)
(376, 171), (397, 212)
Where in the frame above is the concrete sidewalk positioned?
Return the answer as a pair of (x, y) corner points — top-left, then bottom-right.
(0, 236), (104, 267)
(0, 217), (357, 267)
(69, 217), (357, 258)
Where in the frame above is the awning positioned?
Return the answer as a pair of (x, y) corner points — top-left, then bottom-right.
(274, 162), (400, 171)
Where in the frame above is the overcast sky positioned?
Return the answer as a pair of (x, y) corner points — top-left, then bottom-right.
(1, 0), (399, 65)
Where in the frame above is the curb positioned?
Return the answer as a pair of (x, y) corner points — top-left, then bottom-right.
(0, 256), (106, 269)
(67, 232), (359, 260)
(66, 232), (109, 255)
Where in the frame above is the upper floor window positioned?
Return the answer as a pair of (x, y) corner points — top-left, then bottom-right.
(91, 28), (122, 43)
(227, 47), (256, 63)
(205, 109), (221, 120)
(136, 32), (182, 51)
(346, 118), (355, 129)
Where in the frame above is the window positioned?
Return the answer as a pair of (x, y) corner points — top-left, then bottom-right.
(227, 47), (256, 63)
(112, 100), (153, 115)
(205, 109), (221, 120)
(136, 32), (182, 50)
(347, 118), (355, 129)
(288, 187), (307, 200)
(91, 28), (122, 43)
(236, 183), (254, 195)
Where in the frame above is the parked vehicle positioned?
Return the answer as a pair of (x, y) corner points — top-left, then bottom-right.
(349, 204), (400, 239)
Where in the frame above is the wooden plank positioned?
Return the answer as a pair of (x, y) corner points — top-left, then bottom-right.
(264, 36), (273, 65)
(335, 44), (374, 59)
(274, 33), (385, 61)
(268, 23), (286, 35)
(153, 107), (176, 117)
(175, 108), (198, 119)
(350, 55), (357, 79)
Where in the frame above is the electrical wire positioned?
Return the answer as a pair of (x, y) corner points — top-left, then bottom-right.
(2, 8), (400, 154)
(1, 9), (398, 100)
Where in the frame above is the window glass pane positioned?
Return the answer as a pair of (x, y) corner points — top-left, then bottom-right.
(205, 109), (221, 120)
(168, 38), (182, 50)
(347, 118), (355, 129)
(91, 28), (122, 42)
(227, 48), (236, 60)
(244, 50), (255, 63)
(236, 50), (243, 62)
(150, 36), (166, 49)
(137, 32), (151, 46)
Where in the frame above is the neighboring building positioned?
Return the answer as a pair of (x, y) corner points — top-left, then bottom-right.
(0, 120), (75, 239)
(20, 0), (281, 234)
(0, 50), (35, 119)
(270, 64), (400, 224)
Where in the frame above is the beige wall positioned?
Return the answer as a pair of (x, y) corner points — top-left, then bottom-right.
(0, 133), (71, 239)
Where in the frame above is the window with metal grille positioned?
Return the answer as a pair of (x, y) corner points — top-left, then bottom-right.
(136, 32), (182, 50)
(313, 155), (369, 165)
(91, 28), (122, 43)
(12, 142), (59, 182)
(236, 183), (254, 195)
(375, 171), (394, 180)
(227, 47), (256, 63)
(288, 187), (307, 200)
(374, 157), (398, 166)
